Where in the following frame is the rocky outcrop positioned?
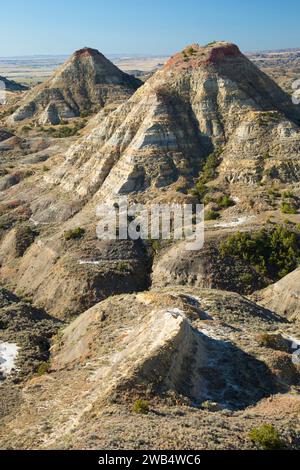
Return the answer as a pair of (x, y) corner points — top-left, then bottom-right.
(44, 42), (300, 201)
(0, 225), (151, 319)
(0, 76), (28, 92)
(0, 129), (13, 143)
(253, 267), (300, 322)
(51, 288), (283, 408)
(0, 286), (61, 423)
(1, 41), (299, 323)
(9, 48), (142, 125)
(0, 286), (61, 383)
(151, 232), (268, 295)
(0, 42), (299, 452)
(39, 103), (61, 125)
(0, 287), (298, 449)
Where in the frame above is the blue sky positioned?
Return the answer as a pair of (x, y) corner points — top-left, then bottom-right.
(1, 0), (299, 56)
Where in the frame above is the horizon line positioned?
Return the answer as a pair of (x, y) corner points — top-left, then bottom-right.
(0, 45), (300, 60)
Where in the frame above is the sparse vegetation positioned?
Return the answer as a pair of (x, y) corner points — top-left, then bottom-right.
(190, 180), (208, 201)
(200, 150), (222, 184)
(15, 224), (39, 257)
(175, 184), (188, 194)
(42, 121), (86, 138)
(133, 399), (150, 415)
(205, 210), (221, 221)
(63, 227), (86, 241)
(283, 218), (293, 225)
(117, 261), (131, 272)
(182, 46), (197, 57)
(37, 361), (50, 377)
(282, 190), (295, 199)
(249, 424), (284, 450)
(220, 225), (300, 279)
(281, 201), (297, 214)
(267, 188), (281, 198)
(187, 47), (196, 55)
(257, 333), (287, 351)
(0, 105), (18, 119)
(190, 149), (223, 202)
(255, 111), (281, 126)
(263, 152), (272, 159)
(217, 195), (235, 209)
(238, 273), (255, 284)
(205, 41), (217, 47)
(21, 125), (32, 134)
(148, 238), (162, 254)
(80, 110), (92, 118)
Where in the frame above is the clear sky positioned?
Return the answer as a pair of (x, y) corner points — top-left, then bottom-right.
(1, 0), (299, 56)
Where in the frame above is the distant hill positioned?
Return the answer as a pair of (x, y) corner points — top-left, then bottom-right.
(0, 75), (28, 91)
(8, 47), (142, 125)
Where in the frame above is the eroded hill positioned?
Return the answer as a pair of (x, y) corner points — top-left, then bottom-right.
(0, 288), (299, 450)
(0, 41), (299, 450)
(8, 48), (142, 126)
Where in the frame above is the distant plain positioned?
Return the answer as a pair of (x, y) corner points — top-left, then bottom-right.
(0, 54), (169, 86)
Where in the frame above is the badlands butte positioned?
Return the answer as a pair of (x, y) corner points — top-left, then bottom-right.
(0, 41), (300, 450)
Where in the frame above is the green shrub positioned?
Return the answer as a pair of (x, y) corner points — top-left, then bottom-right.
(45, 121), (86, 138)
(149, 239), (161, 254)
(21, 125), (31, 133)
(219, 225), (300, 280)
(238, 273), (254, 284)
(263, 152), (272, 159)
(117, 261), (130, 272)
(203, 194), (212, 205)
(201, 150), (222, 183)
(205, 41), (217, 47)
(249, 424), (284, 450)
(217, 195), (235, 209)
(175, 185), (187, 194)
(282, 190), (295, 199)
(257, 333), (289, 352)
(133, 399), (150, 415)
(64, 227), (86, 241)
(205, 210), (220, 221)
(55, 126), (77, 138)
(267, 188), (281, 198)
(80, 110), (91, 118)
(281, 202), (297, 214)
(257, 333), (278, 349)
(37, 361), (50, 376)
(183, 46), (197, 57)
(190, 181), (208, 201)
(188, 47), (196, 54)
(256, 112), (281, 126)
(190, 149), (223, 202)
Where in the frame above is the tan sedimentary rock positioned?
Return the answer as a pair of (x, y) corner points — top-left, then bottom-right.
(9, 48), (141, 125)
